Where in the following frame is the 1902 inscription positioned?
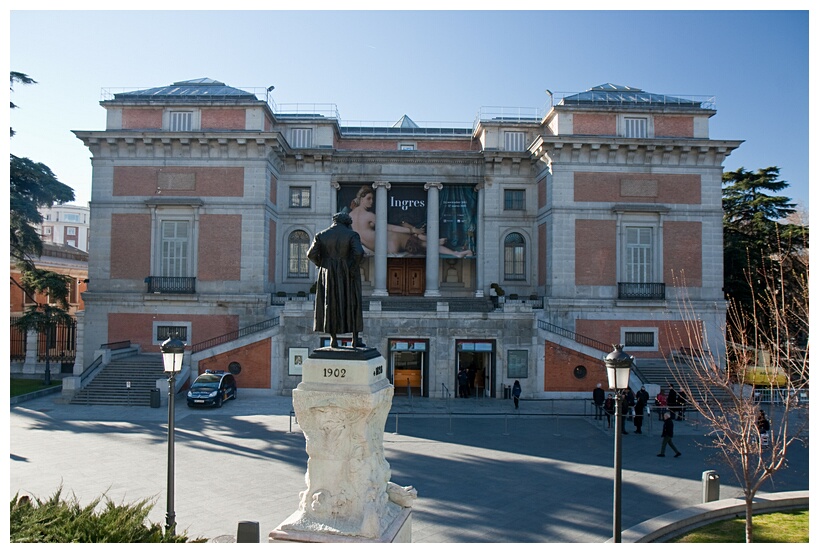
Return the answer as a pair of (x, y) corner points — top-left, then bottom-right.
(323, 368), (346, 378)
(373, 365), (383, 377)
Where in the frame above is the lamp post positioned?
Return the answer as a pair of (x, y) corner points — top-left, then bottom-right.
(605, 344), (633, 543)
(160, 337), (185, 534)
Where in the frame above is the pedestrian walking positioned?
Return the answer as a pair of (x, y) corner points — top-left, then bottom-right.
(667, 384), (679, 420)
(657, 412), (681, 457)
(512, 380), (522, 409)
(625, 388), (636, 421)
(757, 409), (771, 448)
(593, 383), (605, 420)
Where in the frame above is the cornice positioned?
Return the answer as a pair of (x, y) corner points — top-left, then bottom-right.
(73, 131), (287, 161)
(530, 136), (743, 167)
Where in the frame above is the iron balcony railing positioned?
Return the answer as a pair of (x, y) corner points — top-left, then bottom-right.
(146, 276), (196, 294)
(618, 282), (665, 300)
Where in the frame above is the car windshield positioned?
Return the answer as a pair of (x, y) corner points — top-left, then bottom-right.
(192, 374), (221, 389)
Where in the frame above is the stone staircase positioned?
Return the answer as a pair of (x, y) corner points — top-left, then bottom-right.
(365, 297), (495, 313)
(635, 355), (732, 404)
(70, 353), (166, 406)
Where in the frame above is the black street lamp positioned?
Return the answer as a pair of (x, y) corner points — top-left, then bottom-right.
(160, 337), (185, 534)
(605, 344), (633, 543)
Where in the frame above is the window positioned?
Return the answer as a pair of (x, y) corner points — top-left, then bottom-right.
(291, 128), (313, 148)
(153, 322), (191, 345)
(63, 213), (82, 223)
(288, 230), (310, 278)
(504, 232), (526, 280)
(169, 111), (193, 132)
(504, 189), (526, 210)
(42, 226), (52, 236)
(625, 227), (653, 283)
(161, 220), (190, 277)
(289, 187), (311, 208)
(398, 143), (416, 151)
(624, 117), (647, 138)
(66, 227), (77, 236)
(622, 328), (658, 351)
(504, 131), (526, 151)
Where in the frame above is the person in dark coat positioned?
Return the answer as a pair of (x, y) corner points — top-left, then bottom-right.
(458, 368), (469, 398)
(657, 411), (681, 457)
(512, 380), (522, 409)
(667, 384), (679, 420)
(603, 393), (615, 428)
(307, 212), (365, 348)
(634, 385), (649, 434)
(593, 383), (605, 420)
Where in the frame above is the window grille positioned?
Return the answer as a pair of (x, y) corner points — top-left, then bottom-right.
(504, 131), (526, 151)
(624, 117), (647, 138)
(291, 128), (313, 148)
(504, 232), (526, 280)
(169, 111), (193, 132)
(625, 331), (655, 348)
(156, 325), (188, 342)
(288, 230), (310, 278)
(289, 187), (311, 208)
(504, 189), (526, 210)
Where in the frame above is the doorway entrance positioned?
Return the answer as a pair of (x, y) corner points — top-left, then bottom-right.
(388, 258), (425, 296)
(388, 339), (428, 397)
(455, 340), (496, 398)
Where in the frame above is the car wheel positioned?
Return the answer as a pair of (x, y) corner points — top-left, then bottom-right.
(232, 387), (237, 400)
(216, 395), (223, 408)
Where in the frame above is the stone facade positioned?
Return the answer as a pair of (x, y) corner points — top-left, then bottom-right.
(73, 80), (741, 399)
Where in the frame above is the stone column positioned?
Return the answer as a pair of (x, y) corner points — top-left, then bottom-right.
(474, 183), (486, 297)
(330, 181), (340, 214)
(371, 181), (390, 297)
(23, 329), (38, 375)
(424, 182), (442, 297)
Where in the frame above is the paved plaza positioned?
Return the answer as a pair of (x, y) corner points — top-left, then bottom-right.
(9, 390), (809, 543)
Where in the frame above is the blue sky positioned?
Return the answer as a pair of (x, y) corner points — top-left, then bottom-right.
(6, 6), (811, 212)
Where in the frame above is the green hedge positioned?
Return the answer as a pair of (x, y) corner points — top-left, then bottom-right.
(10, 488), (204, 543)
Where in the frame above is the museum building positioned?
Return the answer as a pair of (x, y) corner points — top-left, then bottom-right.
(72, 79), (741, 399)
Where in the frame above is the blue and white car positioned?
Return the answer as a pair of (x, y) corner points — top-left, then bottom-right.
(186, 370), (237, 408)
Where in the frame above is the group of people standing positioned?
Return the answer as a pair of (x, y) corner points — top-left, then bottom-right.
(653, 384), (687, 421)
(592, 382), (682, 458)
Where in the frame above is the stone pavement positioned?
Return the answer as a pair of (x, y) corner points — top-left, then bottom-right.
(8, 390), (809, 543)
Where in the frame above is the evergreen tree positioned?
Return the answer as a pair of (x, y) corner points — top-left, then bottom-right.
(722, 166), (808, 345)
(10, 72), (76, 332)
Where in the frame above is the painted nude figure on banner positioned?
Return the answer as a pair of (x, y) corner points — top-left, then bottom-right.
(307, 212), (365, 348)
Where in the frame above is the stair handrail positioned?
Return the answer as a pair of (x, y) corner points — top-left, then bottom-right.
(191, 317), (280, 353)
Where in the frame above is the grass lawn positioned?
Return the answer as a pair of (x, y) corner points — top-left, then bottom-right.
(10, 378), (60, 397)
(672, 509), (809, 543)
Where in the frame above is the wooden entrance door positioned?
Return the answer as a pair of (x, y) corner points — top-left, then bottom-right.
(388, 259), (425, 296)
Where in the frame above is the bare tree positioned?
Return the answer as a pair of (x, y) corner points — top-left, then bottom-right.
(667, 257), (809, 543)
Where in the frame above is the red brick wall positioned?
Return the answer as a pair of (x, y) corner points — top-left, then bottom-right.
(201, 108), (246, 130)
(537, 177), (547, 208)
(110, 213), (151, 279)
(113, 166), (244, 197)
(654, 115), (694, 138)
(664, 221), (702, 286)
(121, 108), (162, 130)
(268, 221), (276, 283)
(575, 319), (701, 359)
(198, 215), (242, 281)
(107, 313), (239, 354)
(538, 223), (547, 287)
(573, 113), (616, 135)
(574, 172), (701, 204)
(575, 220), (616, 285)
(544, 341), (607, 391)
(197, 339), (271, 389)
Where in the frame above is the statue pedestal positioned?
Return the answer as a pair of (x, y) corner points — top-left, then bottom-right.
(270, 348), (415, 543)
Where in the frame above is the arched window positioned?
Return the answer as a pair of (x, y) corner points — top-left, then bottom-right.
(288, 230), (310, 278)
(504, 232), (526, 280)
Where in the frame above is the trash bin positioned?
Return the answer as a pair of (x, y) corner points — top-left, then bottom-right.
(702, 470), (720, 503)
(236, 521), (259, 543)
(150, 388), (161, 408)
(504, 385), (511, 400)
